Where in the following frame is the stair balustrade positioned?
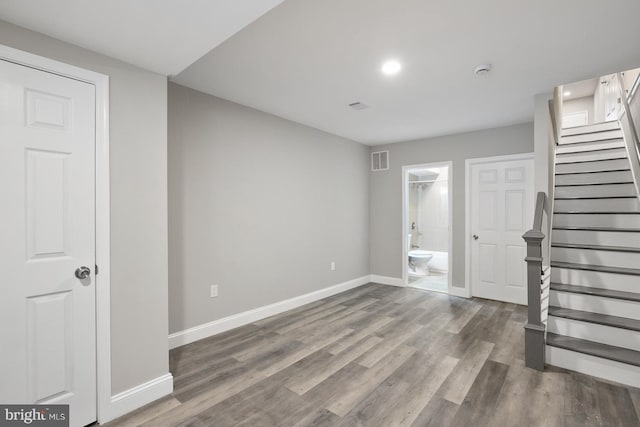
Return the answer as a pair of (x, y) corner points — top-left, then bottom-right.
(523, 192), (549, 371)
(617, 72), (640, 202)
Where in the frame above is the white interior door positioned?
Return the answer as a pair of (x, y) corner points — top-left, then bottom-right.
(470, 156), (534, 305)
(0, 59), (96, 426)
(562, 111), (588, 128)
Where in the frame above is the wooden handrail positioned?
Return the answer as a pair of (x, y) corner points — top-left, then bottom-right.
(548, 100), (559, 146)
(523, 191), (548, 371)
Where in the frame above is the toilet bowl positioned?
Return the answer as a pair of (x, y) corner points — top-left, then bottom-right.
(408, 249), (434, 276)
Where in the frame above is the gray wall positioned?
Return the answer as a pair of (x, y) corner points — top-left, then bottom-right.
(370, 123), (534, 287)
(0, 20), (169, 395)
(168, 83), (370, 333)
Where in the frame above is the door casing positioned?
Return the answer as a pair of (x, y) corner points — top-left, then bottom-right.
(401, 161), (453, 290)
(0, 44), (112, 424)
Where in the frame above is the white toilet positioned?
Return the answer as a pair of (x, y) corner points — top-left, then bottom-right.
(407, 234), (434, 276)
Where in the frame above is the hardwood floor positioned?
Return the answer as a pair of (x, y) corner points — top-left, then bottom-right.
(104, 283), (640, 427)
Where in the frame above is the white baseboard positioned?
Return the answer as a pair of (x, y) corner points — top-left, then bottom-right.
(168, 275), (371, 349)
(106, 373), (174, 423)
(449, 286), (471, 298)
(369, 275), (405, 287)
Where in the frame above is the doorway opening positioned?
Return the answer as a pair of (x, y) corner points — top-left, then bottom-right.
(402, 162), (452, 293)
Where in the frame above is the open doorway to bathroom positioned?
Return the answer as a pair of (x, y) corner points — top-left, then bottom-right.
(402, 162), (453, 293)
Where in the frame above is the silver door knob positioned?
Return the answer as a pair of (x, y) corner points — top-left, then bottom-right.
(75, 266), (91, 279)
(473, 234), (479, 240)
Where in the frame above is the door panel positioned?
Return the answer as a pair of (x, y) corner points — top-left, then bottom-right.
(471, 157), (533, 304)
(0, 59), (96, 427)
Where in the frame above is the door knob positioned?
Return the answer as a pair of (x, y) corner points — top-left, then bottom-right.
(75, 266), (91, 279)
(473, 234), (479, 240)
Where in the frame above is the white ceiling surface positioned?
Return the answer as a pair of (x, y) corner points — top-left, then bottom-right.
(0, 0), (285, 75)
(174, 0), (640, 145)
(563, 78), (598, 101)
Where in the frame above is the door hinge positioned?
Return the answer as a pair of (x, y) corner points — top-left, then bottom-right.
(95, 264), (99, 276)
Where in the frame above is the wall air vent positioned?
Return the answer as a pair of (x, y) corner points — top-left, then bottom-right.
(349, 102), (369, 110)
(371, 151), (389, 171)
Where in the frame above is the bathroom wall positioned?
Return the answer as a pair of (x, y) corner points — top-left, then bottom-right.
(408, 174), (420, 248)
(416, 167), (449, 252)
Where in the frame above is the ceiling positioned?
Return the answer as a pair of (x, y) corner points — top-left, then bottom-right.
(173, 0), (640, 145)
(0, 0), (285, 75)
(2, 1), (640, 145)
(563, 78), (598, 101)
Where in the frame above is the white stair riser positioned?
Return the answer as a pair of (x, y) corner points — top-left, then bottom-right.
(546, 345), (640, 388)
(556, 148), (627, 164)
(553, 213), (640, 228)
(556, 139), (625, 154)
(551, 267), (640, 293)
(562, 121), (620, 136)
(552, 229), (640, 248)
(552, 246), (640, 270)
(555, 159), (630, 174)
(547, 316), (640, 352)
(561, 129), (623, 144)
(554, 198), (640, 212)
(555, 170), (633, 186)
(555, 183), (636, 198)
(549, 291), (640, 320)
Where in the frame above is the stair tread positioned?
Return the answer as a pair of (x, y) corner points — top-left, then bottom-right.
(557, 146), (626, 154)
(555, 182), (634, 187)
(556, 157), (628, 165)
(555, 169), (631, 175)
(554, 211), (640, 215)
(559, 138), (624, 147)
(551, 261), (640, 276)
(552, 242), (640, 253)
(549, 306), (640, 331)
(553, 226), (640, 232)
(546, 333), (640, 367)
(550, 283), (640, 303)
(554, 196), (637, 200)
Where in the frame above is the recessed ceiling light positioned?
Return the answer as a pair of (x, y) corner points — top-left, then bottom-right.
(564, 91), (571, 97)
(382, 60), (402, 75)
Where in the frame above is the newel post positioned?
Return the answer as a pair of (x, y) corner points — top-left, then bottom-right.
(523, 229), (545, 371)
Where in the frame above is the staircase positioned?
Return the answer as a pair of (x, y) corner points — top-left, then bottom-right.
(545, 120), (640, 388)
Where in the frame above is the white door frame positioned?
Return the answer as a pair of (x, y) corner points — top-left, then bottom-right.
(402, 161), (453, 291)
(465, 152), (535, 297)
(0, 44), (112, 424)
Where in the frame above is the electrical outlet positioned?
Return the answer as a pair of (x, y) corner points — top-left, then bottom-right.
(330, 261), (336, 271)
(210, 285), (218, 298)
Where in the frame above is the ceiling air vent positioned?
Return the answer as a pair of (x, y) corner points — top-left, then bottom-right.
(371, 151), (389, 171)
(349, 101), (369, 110)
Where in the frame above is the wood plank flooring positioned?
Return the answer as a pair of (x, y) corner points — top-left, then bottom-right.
(103, 283), (640, 427)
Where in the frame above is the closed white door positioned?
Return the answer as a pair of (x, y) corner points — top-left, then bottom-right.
(470, 157), (534, 305)
(0, 59), (96, 426)
(562, 111), (588, 128)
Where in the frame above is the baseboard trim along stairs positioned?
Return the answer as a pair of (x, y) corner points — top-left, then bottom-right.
(545, 120), (640, 388)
